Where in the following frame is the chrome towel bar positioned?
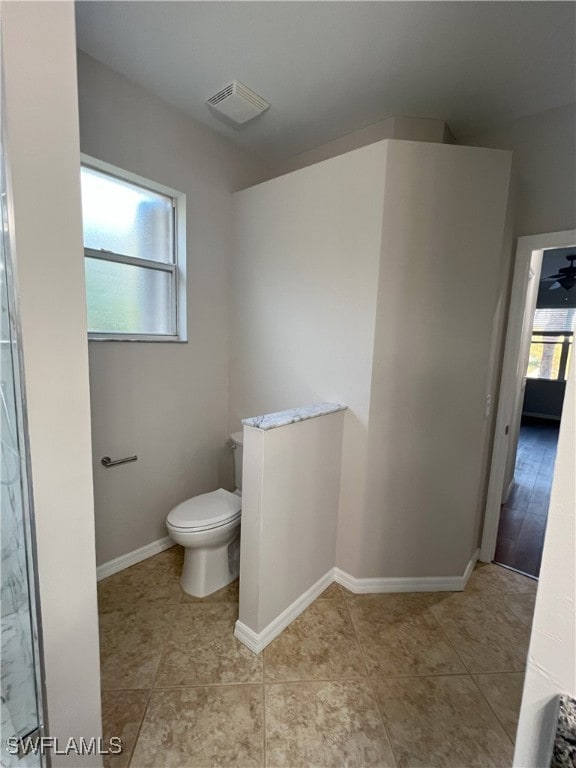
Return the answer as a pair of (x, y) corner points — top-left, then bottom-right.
(101, 455), (138, 468)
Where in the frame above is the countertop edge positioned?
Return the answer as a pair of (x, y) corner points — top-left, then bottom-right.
(242, 402), (347, 431)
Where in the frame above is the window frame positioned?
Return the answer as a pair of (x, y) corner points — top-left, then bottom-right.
(81, 154), (187, 343)
(527, 330), (573, 382)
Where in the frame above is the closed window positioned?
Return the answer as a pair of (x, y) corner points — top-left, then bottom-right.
(527, 308), (575, 381)
(80, 160), (186, 341)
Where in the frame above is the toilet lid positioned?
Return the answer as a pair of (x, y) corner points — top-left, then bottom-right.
(167, 488), (241, 531)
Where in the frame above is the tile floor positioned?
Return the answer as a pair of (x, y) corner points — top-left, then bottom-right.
(495, 418), (559, 577)
(98, 547), (537, 768)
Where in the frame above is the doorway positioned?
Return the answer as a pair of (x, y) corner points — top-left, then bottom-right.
(494, 245), (575, 576)
(494, 418), (559, 576)
(481, 230), (576, 572)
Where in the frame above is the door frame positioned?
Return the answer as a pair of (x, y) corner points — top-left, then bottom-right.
(480, 229), (576, 562)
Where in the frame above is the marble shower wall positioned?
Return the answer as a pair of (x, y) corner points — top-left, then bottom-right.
(0, 155), (42, 764)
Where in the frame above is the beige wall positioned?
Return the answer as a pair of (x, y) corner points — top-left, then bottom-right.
(238, 412), (344, 634)
(513, 364), (575, 767)
(271, 116), (447, 177)
(359, 141), (511, 578)
(230, 142), (388, 576)
(231, 139), (511, 581)
(460, 104), (576, 237)
(1, 3), (102, 762)
(77, 52), (269, 565)
(465, 105), (575, 566)
(475, 198), (515, 549)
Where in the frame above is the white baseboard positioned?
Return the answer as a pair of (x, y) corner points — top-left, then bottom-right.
(462, 548), (480, 585)
(234, 568), (335, 654)
(235, 549), (480, 654)
(334, 548), (480, 594)
(96, 536), (174, 581)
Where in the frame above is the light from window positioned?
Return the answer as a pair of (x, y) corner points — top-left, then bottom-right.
(527, 308), (575, 381)
(80, 163), (184, 339)
(527, 333), (572, 380)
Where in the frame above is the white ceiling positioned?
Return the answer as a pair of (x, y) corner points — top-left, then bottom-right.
(75, 1), (576, 163)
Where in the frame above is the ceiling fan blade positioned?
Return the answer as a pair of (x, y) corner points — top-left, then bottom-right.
(542, 274), (564, 281)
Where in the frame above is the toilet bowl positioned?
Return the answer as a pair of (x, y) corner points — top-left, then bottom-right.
(166, 432), (244, 597)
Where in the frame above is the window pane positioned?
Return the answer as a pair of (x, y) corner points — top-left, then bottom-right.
(533, 307), (576, 333)
(81, 166), (174, 264)
(85, 258), (173, 335)
(531, 333), (566, 344)
(527, 341), (562, 380)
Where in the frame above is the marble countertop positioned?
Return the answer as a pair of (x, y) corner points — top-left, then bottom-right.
(242, 402), (347, 431)
(552, 695), (576, 768)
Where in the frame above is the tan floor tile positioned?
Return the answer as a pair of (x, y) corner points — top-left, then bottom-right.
(266, 680), (396, 768)
(264, 599), (366, 682)
(466, 563), (538, 595)
(140, 545), (184, 571)
(373, 675), (513, 768)
(99, 604), (177, 690)
(474, 672), (525, 741)
(338, 584), (357, 599)
(155, 603), (262, 686)
(181, 577), (239, 604)
(130, 685), (263, 768)
(98, 552), (530, 767)
(98, 548), (183, 608)
(347, 594), (465, 677)
(317, 582), (344, 599)
(430, 592), (530, 673)
(101, 690), (149, 768)
(500, 592), (537, 628)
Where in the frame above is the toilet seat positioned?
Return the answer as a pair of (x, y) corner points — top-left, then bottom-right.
(166, 488), (241, 533)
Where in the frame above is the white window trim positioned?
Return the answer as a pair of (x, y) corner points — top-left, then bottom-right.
(81, 153), (187, 342)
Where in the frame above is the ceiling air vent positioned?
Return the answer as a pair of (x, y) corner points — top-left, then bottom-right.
(206, 81), (269, 125)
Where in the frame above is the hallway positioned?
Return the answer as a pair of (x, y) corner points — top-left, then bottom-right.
(495, 418), (560, 577)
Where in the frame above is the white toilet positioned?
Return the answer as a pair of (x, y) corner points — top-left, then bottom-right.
(166, 431), (244, 597)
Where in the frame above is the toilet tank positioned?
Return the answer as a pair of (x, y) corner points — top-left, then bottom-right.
(230, 431), (243, 491)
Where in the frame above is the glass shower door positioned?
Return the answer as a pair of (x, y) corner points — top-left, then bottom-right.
(0, 57), (44, 767)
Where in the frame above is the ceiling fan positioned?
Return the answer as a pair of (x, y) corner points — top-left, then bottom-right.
(541, 254), (576, 291)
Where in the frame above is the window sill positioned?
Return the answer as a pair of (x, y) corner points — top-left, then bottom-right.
(88, 334), (187, 343)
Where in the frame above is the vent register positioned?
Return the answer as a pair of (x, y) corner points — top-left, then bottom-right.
(206, 80), (269, 125)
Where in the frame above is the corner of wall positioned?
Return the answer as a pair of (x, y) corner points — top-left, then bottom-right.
(2, 1), (103, 758)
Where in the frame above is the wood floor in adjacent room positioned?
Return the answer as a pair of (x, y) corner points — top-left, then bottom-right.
(98, 546), (536, 767)
(495, 418), (560, 578)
